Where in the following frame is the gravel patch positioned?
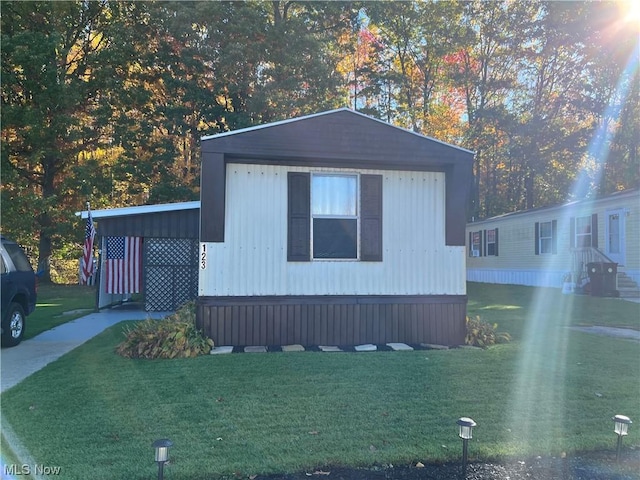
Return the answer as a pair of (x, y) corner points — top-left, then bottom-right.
(253, 449), (640, 479)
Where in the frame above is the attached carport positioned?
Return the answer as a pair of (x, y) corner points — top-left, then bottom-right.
(76, 202), (200, 311)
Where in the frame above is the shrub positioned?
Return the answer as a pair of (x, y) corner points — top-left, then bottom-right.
(116, 301), (214, 359)
(465, 315), (511, 348)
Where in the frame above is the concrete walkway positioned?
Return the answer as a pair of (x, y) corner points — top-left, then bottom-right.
(1, 306), (170, 393)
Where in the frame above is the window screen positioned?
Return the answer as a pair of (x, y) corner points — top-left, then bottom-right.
(312, 175), (358, 259)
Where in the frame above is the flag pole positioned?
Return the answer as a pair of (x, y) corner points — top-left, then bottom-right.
(81, 201), (96, 286)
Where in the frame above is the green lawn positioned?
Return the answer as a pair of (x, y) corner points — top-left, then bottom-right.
(25, 284), (96, 340)
(1, 283), (639, 480)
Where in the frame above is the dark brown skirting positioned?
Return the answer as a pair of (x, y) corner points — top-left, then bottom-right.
(196, 295), (467, 347)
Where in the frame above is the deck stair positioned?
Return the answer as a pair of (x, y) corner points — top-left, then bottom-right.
(617, 271), (640, 298)
(571, 247), (640, 298)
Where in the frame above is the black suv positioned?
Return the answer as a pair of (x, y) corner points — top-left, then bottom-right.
(1, 236), (37, 347)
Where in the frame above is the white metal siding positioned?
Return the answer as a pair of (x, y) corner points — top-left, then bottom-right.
(200, 163), (466, 296)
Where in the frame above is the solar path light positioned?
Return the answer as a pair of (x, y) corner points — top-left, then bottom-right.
(152, 438), (173, 480)
(612, 415), (631, 462)
(457, 417), (476, 478)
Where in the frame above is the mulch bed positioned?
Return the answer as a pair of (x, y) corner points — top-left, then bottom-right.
(252, 449), (640, 480)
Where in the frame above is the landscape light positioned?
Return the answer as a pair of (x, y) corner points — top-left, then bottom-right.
(612, 415), (632, 462)
(457, 417), (476, 478)
(152, 438), (173, 480)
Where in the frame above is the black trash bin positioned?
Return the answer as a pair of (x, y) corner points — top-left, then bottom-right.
(587, 262), (618, 297)
(601, 262), (618, 297)
(587, 262), (603, 296)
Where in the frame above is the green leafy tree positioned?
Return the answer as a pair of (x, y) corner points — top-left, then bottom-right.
(1, 1), (127, 280)
(444, 0), (535, 218)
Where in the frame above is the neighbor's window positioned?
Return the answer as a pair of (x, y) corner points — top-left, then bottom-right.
(311, 174), (358, 259)
(486, 228), (497, 256)
(575, 215), (592, 247)
(539, 221), (553, 254)
(469, 231), (481, 257)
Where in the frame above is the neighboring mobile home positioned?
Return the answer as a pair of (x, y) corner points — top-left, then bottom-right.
(466, 188), (640, 296)
(197, 108), (474, 347)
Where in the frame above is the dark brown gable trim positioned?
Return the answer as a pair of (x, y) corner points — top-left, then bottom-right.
(200, 152), (226, 242)
(360, 174), (383, 261)
(287, 172), (311, 261)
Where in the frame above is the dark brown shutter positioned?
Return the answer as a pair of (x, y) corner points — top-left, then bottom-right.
(469, 232), (473, 256)
(552, 220), (558, 254)
(287, 172), (310, 261)
(483, 230), (487, 256)
(535, 222), (540, 255)
(360, 174), (383, 261)
(494, 228), (499, 256)
(591, 213), (598, 248)
(478, 230), (483, 257)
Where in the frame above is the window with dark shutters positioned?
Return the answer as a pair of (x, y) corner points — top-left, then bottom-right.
(485, 228), (498, 256)
(287, 172), (383, 262)
(535, 220), (557, 255)
(571, 214), (597, 248)
(469, 231), (482, 257)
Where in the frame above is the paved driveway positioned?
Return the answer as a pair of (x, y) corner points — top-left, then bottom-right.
(1, 306), (170, 393)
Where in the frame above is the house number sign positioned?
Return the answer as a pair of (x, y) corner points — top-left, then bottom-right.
(200, 243), (207, 269)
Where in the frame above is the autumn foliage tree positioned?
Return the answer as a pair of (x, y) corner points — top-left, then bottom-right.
(1, 0), (637, 281)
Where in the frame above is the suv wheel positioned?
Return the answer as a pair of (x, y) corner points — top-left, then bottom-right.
(2, 302), (25, 347)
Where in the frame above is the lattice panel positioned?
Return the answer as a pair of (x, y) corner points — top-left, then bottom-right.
(146, 238), (194, 266)
(145, 266), (174, 311)
(144, 238), (198, 311)
(174, 266), (198, 308)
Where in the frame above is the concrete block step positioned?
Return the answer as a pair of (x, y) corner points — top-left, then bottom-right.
(618, 288), (640, 298)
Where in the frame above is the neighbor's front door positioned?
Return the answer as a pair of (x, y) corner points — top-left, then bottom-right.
(605, 209), (626, 266)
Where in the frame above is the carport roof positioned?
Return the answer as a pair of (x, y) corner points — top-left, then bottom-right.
(75, 201), (200, 220)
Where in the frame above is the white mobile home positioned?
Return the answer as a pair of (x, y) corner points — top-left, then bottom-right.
(466, 188), (640, 296)
(198, 108), (474, 346)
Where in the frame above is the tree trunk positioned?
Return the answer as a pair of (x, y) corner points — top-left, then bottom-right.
(37, 154), (57, 284)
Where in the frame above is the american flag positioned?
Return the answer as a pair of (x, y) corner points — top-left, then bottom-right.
(105, 236), (142, 294)
(80, 207), (96, 285)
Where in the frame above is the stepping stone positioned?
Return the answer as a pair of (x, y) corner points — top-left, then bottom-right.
(421, 343), (449, 350)
(210, 346), (234, 355)
(355, 344), (377, 352)
(282, 344), (305, 352)
(244, 346), (268, 353)
(386, 343), (413, 351)
(318, 345), (342, 352)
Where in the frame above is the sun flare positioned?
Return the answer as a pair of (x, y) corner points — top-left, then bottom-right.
(620, 0), (640, 25)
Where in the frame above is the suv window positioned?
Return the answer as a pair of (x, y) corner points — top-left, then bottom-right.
(0, 256), (6, 274)
(3, 243), (33, 272)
